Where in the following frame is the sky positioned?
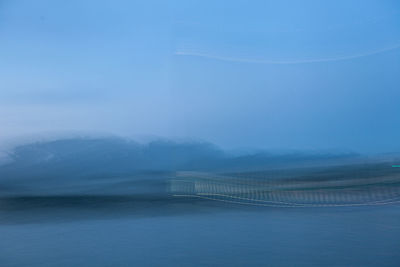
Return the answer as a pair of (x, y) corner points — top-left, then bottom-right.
(0, 0), (400, 153)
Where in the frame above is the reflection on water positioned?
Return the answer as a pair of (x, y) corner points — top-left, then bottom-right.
(171, 169), (400, 207)
(1, 155), (400, 266)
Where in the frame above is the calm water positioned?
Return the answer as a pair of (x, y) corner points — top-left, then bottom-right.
(1, 203), (400, 266)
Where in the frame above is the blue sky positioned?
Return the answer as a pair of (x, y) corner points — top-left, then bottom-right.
(1, 0), (400, 152)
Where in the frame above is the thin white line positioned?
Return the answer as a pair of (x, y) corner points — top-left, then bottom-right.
(199, 192), (400, 206)
(174, 43), (400, 65)
(197, 192), (307, 206)
(173, 194), (400, 208)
